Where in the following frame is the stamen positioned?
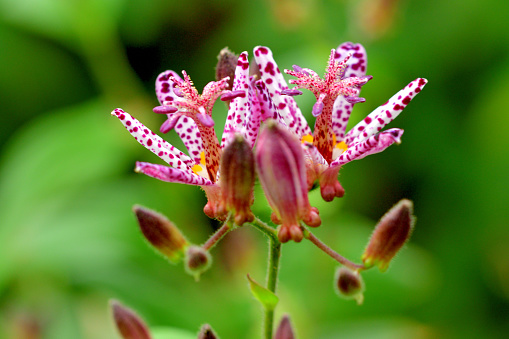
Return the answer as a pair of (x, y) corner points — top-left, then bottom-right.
(160, 115), (179, 133)
(197, 113), (215, 127)
(312, 102), (324, 117)
(153, 105), (178, 114)
(292, 65), (309, 76)
(281, 88), (303, 96)
(344, 96), (366, 104)
(220, 90), (246, 101)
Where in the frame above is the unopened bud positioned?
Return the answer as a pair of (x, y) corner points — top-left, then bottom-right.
(216, 47), (238, 90)
(110, 300), (152, 339)
(274, 315), (295, 339)
(362, 199), (415, 272)
(185, 246), (212, 280)
(256, 120), (321, 242)
(197, 324), (218, 339)
(133, 205), (188, 263)
(219, 134), (255, 225)
(334, 267), (365, 305)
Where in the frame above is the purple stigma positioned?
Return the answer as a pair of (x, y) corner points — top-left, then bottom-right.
(197, 113), (215, 127)
(344, 96), (366, 104)
(281, 89), (303, 96)
(153, 105), (178, 114)
(312, 101), (324, 117)
(221, 90), (246, 101)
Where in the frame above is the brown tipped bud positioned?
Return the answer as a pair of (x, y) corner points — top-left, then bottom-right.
(133, 205), (188, 263)
(110, 300), (152, 339)
(334, 267), (365, 305)
(216, 47), (238, 89)
(185, 246), (212, 280)
(274, 315), (295, 339)
(219, 134), (255, 225)
(197, 324), (218, 339)
(362, 199), (415, 272)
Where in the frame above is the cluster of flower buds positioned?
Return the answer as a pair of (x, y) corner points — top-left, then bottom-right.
(111, 300), (219, 339)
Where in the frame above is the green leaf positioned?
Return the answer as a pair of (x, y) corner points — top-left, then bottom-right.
(246, 274), (278, 311)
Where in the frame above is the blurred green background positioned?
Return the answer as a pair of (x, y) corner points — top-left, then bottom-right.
(1, 0), (508, 338)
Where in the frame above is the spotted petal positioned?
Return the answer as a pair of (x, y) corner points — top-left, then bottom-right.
(334, 42), (367, 78)
(346, 78), (427, 144)
(174, 115), (203, 164)
(242, 77), (263, 148)
(155, 70), (183, 105)
(135, 162), (214, 186)
(253, 46), (311, 138)
(331, 128), (404, 167)
(111, 108), (193, 170)
(332, 42), (368, 141)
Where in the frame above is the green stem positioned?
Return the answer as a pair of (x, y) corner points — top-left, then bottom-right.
(264, 236), (281, 339)
(247, 218), (281, 339)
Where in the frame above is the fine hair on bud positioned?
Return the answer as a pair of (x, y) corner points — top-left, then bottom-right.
(219, 133), (255, 225)
(274, 315), (295, 339)
(334, 267), (365, 305)
(133, 205), (188, 263)
(185, 246), (212, 280)
(110, 300), (152, 339)
(197, 324), (219, 339)
(215, 47), (238, 90)
(362, 199), (415, 272)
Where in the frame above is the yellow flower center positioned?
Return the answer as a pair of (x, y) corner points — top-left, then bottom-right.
(192, 151), (207, 174)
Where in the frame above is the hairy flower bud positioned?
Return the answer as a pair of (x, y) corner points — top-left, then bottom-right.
(218, 134), (255, 225)
(215, 47), (238, 90)
(110, 300), (152, 339)
(274, 315), (295, 339)
(256, 120), (321, 242)
(133, 205), (188, 263)
(197, 324), (218, 339)
(334, 267), (365, 305)
(185, 246), (212, 280)
(362, 199), (415, 272)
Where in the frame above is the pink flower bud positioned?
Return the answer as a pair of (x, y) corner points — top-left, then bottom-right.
(274, 315), (295, 339)
(215, 47), (238, 90)
(334, 267), (365, 305)
(185, 246), (212, 281)
(197, 324), (219, 339)
(133, 205), (188, 263)
(362, 199), (415, 272)
(255, 120), (321, 242)
(110, 300), (152, 339)
(218, 134), (255, 225)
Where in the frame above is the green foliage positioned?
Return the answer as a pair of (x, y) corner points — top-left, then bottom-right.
(1, 0), (508, 338)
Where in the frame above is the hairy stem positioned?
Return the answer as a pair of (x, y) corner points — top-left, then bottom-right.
(202, 220), (232, 251)
(304, 229), (365, 271)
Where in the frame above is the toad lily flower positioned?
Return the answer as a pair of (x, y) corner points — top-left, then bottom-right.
(112, 51), (261, 221)
(253, 42), (427, 201)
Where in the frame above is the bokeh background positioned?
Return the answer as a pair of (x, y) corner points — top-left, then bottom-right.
(1, 0), (508, 338)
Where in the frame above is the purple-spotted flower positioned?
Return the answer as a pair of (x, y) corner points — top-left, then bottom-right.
(253, 43), (427, 201)
(112, 51), (261, 221)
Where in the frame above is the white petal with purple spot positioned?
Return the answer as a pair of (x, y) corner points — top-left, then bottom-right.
(111, 108), (193, 170)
